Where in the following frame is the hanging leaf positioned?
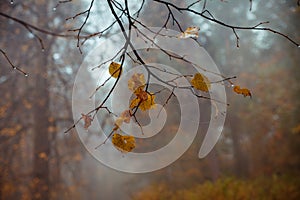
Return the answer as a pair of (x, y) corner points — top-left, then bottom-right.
(120, 109), (132, 123)
(140, 93), (156, 111)
(129, 98), (141, 109)
(112, 133), (135, 152)
(130, 92), (156, 111)
(81, 113), (92, 129)
(233, 85), (252, 98)
(113, 118), (123, 131)
(178, 26), (200, 39)
(113, 110), (132, 131)
(128, 73), (146, 92)
(190, 73), (211, 92)
(109, 62), (122, 78)
(134, 87), (148, 101)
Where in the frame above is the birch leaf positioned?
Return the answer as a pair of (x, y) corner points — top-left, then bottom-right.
(190, 73), (211, 92)
(112, 133), (135, 153)
(128, 73), (146, 92)
(130, 92), (156, 111)
(109, 62), (122, 78)
(135, 87), (148, 101)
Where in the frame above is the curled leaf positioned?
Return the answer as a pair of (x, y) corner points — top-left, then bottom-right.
(190, 73), (211, 92)
(81, 113), (92, 129)
(109, 62), (122, 78)
(112, 133), (135, 152)
(233, 85), (252, 97)
(178, 26), (200, 39)
(128, 73), (146, 92)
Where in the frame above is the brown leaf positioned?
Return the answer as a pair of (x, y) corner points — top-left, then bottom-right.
(81, 113), (93, 129)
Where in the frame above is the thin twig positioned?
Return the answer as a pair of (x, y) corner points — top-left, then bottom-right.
(0, 49), (28, 76)
(153, 0), (299, 47)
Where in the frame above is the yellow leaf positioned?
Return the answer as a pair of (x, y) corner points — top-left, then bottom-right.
(130, 93), (156, 111)
(109, 62), (122, 78)
(233, 85), (252, 97)
(112, 133), (135, 152)
(129, 97), (140, 109)
(135, 87), (148, 101)
(81, 113), (92, 129)
(128, 73), (146, 92)
(140, 94), (156, 111)
(178, 26), (200, 39)
(190, 73), (210, 92)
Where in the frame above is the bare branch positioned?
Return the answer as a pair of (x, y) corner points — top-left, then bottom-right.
(53, 0), (72, 11)
(67, 0), (95, 53)
(157, 87), (176, 118)
(0, 49), (28, 76)
(232, 28), (240, 48)
(187, 0), (202, 9)
(0, 12), (87, 39)
(153, 0), (299, 47)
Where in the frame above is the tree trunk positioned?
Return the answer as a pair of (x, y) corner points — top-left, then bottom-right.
(208, 149), (220, 181)
(230, 115), (248, 177)
(32, 51), (51, 200)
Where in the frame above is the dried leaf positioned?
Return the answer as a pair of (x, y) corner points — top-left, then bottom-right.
(112, 133), (135, 152)
(190, 73), (211, 92)
(130, 92), (156, 111)
(233, 85), (252, 97)
(81, 113), (92, 129)
(128, 73), (146, 92)
(113, 118), (123, 131)
(135, 87), (148, 101)
(113, 110), (132, 131)
(120, 110), (132, 123)
(178, 26), (200, 39)
(109, 62), (122, 78)
(140, 94), (156, 111)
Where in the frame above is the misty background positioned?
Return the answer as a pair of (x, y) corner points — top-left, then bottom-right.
(0, 0), (299, 199)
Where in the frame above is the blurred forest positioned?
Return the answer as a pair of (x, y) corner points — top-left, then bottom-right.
(0, 0), (299, 200)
